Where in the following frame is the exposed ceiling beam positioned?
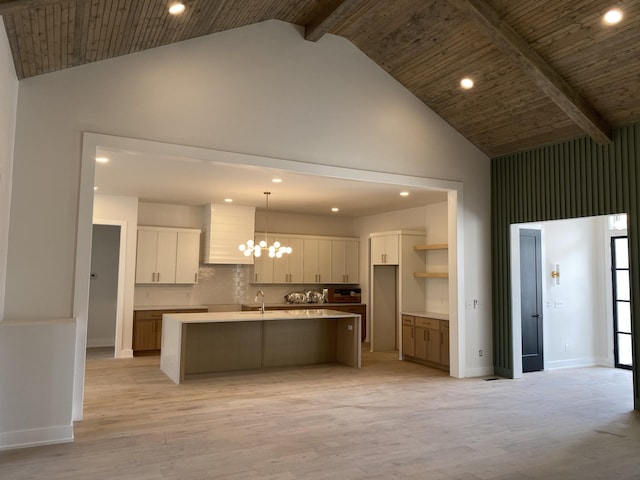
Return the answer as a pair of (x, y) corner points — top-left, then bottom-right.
(448, 0), (612, 145)
(304, 0), (370, 42)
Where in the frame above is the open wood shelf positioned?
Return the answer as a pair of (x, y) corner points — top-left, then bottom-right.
(414, 244), (448, 251)
(413, 272), (448, 279)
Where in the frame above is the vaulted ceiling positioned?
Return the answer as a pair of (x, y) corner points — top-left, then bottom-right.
(2, 0), (639, 158)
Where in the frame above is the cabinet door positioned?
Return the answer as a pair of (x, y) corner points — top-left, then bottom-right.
(136, 229), (158, 283)
(415, 327), (428, 360)
(426, 327), (440, 363)
(133, 318), (160, 352)
(331, 240), (346, 283)
(155, 230), (178, 284)
(384, 235), (399, 265)
(287, 237), (304, 283)
(344, 240), (359, 283)
(175, 231), (200, 284)
(441, 324), (450, 367)
(370, 236), (386, 265)
(270, 237), (302, 283)
(303, 238), (330, 283)
(253, 251), (273, 283)
(402, 325), (415, 357)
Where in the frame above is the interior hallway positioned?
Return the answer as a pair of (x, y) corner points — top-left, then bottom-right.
(1, 348), (638, 479)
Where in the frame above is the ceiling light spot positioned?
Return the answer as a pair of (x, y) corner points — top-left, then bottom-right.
(400, 191), (410, 197)
(603, 8), (623, 25)
(168, 3), (185, 15)
(331, 207), (339, 212)
(272, 178), (282, 183)
(95, 157), (109, 163)
(460, 78), (474, 90)
(224, 198), (233, 203)
(93, 186), (98, 191)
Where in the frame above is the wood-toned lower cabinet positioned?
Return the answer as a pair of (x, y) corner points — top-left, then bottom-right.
(402, 314), (449, 371)
(440, 323), (450, 367)
(133, 308), (207, 356)
(402, 315), (415, 357)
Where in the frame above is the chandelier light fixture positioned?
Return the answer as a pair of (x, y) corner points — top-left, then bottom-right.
(239, 192), (292, 258)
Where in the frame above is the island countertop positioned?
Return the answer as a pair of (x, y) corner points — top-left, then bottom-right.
(163, 308), (359, 324)
(160, 309), (362, 384)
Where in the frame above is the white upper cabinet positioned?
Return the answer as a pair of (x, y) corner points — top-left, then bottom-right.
(303, 238), (331, 283)
(136, 227), (201, 284)
(331, 239), (359, 284)
(272, 236), (304, 283)
(202, 204), (255, 265)
(251, 234), (360, 285)
(175, 230), (201, 284)
(370, 233), (399, 265)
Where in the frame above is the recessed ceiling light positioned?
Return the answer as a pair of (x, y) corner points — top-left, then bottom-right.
(95, 157), (109, 163)
(460, 78), (474, 90)
(400, 191), (410, 197)
(331, 207), (339, 212)
(603, 8), (623, 25)
(224, 198), (233, 203)
(168, 2), (185, 15)
(272, 178), (282, 183)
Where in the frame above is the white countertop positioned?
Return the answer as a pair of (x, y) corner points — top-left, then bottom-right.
(402, 311), (449, 321)
(164, 308), (361, 324)
(133, 305), (208, 311)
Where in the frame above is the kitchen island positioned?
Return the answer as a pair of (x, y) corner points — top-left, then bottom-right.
(160, 309), (361, 384)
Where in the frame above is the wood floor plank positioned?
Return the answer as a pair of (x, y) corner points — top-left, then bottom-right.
(0, 347), (638, 479)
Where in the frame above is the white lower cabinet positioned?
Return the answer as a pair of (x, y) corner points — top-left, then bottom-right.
(136, 227), (201, 284)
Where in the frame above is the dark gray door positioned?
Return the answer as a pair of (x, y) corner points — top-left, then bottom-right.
(520, 229), (543, 372)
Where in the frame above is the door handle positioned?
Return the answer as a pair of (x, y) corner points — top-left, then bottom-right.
(531, 314), (543, 319)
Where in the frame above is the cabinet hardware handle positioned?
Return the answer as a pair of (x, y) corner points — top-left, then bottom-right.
(424, 330), (426, 341)
(157, 272), (160, 282)
(194, 273), (198, 282)
(255, 273), (258, 283)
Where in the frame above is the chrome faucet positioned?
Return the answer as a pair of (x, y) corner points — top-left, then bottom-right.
(255, 290), (265, 313)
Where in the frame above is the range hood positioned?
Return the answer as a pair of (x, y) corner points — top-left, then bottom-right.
(202, 204), (255, 264)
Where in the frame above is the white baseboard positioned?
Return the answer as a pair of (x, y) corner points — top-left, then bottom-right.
(117, 348), (134, 359)
(0, 424), (73, 451)
(546, 357), (598, 370)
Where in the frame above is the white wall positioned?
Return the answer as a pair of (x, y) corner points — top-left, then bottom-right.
(4, 20), (490, 448)
(0, 19), (74, 452)
(543, 217), (607, 369)
(0, 19), (18, 319)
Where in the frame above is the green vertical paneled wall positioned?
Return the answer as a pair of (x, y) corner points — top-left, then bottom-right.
(491, 122), (640, 409)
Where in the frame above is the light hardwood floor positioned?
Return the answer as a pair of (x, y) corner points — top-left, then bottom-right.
(2, 347), (640, 479)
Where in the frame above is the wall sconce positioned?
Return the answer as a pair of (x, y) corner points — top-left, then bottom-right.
(551, 263), (560, 285)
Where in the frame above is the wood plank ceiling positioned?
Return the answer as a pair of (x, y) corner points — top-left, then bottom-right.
(1, 0), (639, 157)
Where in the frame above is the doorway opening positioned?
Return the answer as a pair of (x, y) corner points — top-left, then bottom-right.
(510, 215), (634, 379)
